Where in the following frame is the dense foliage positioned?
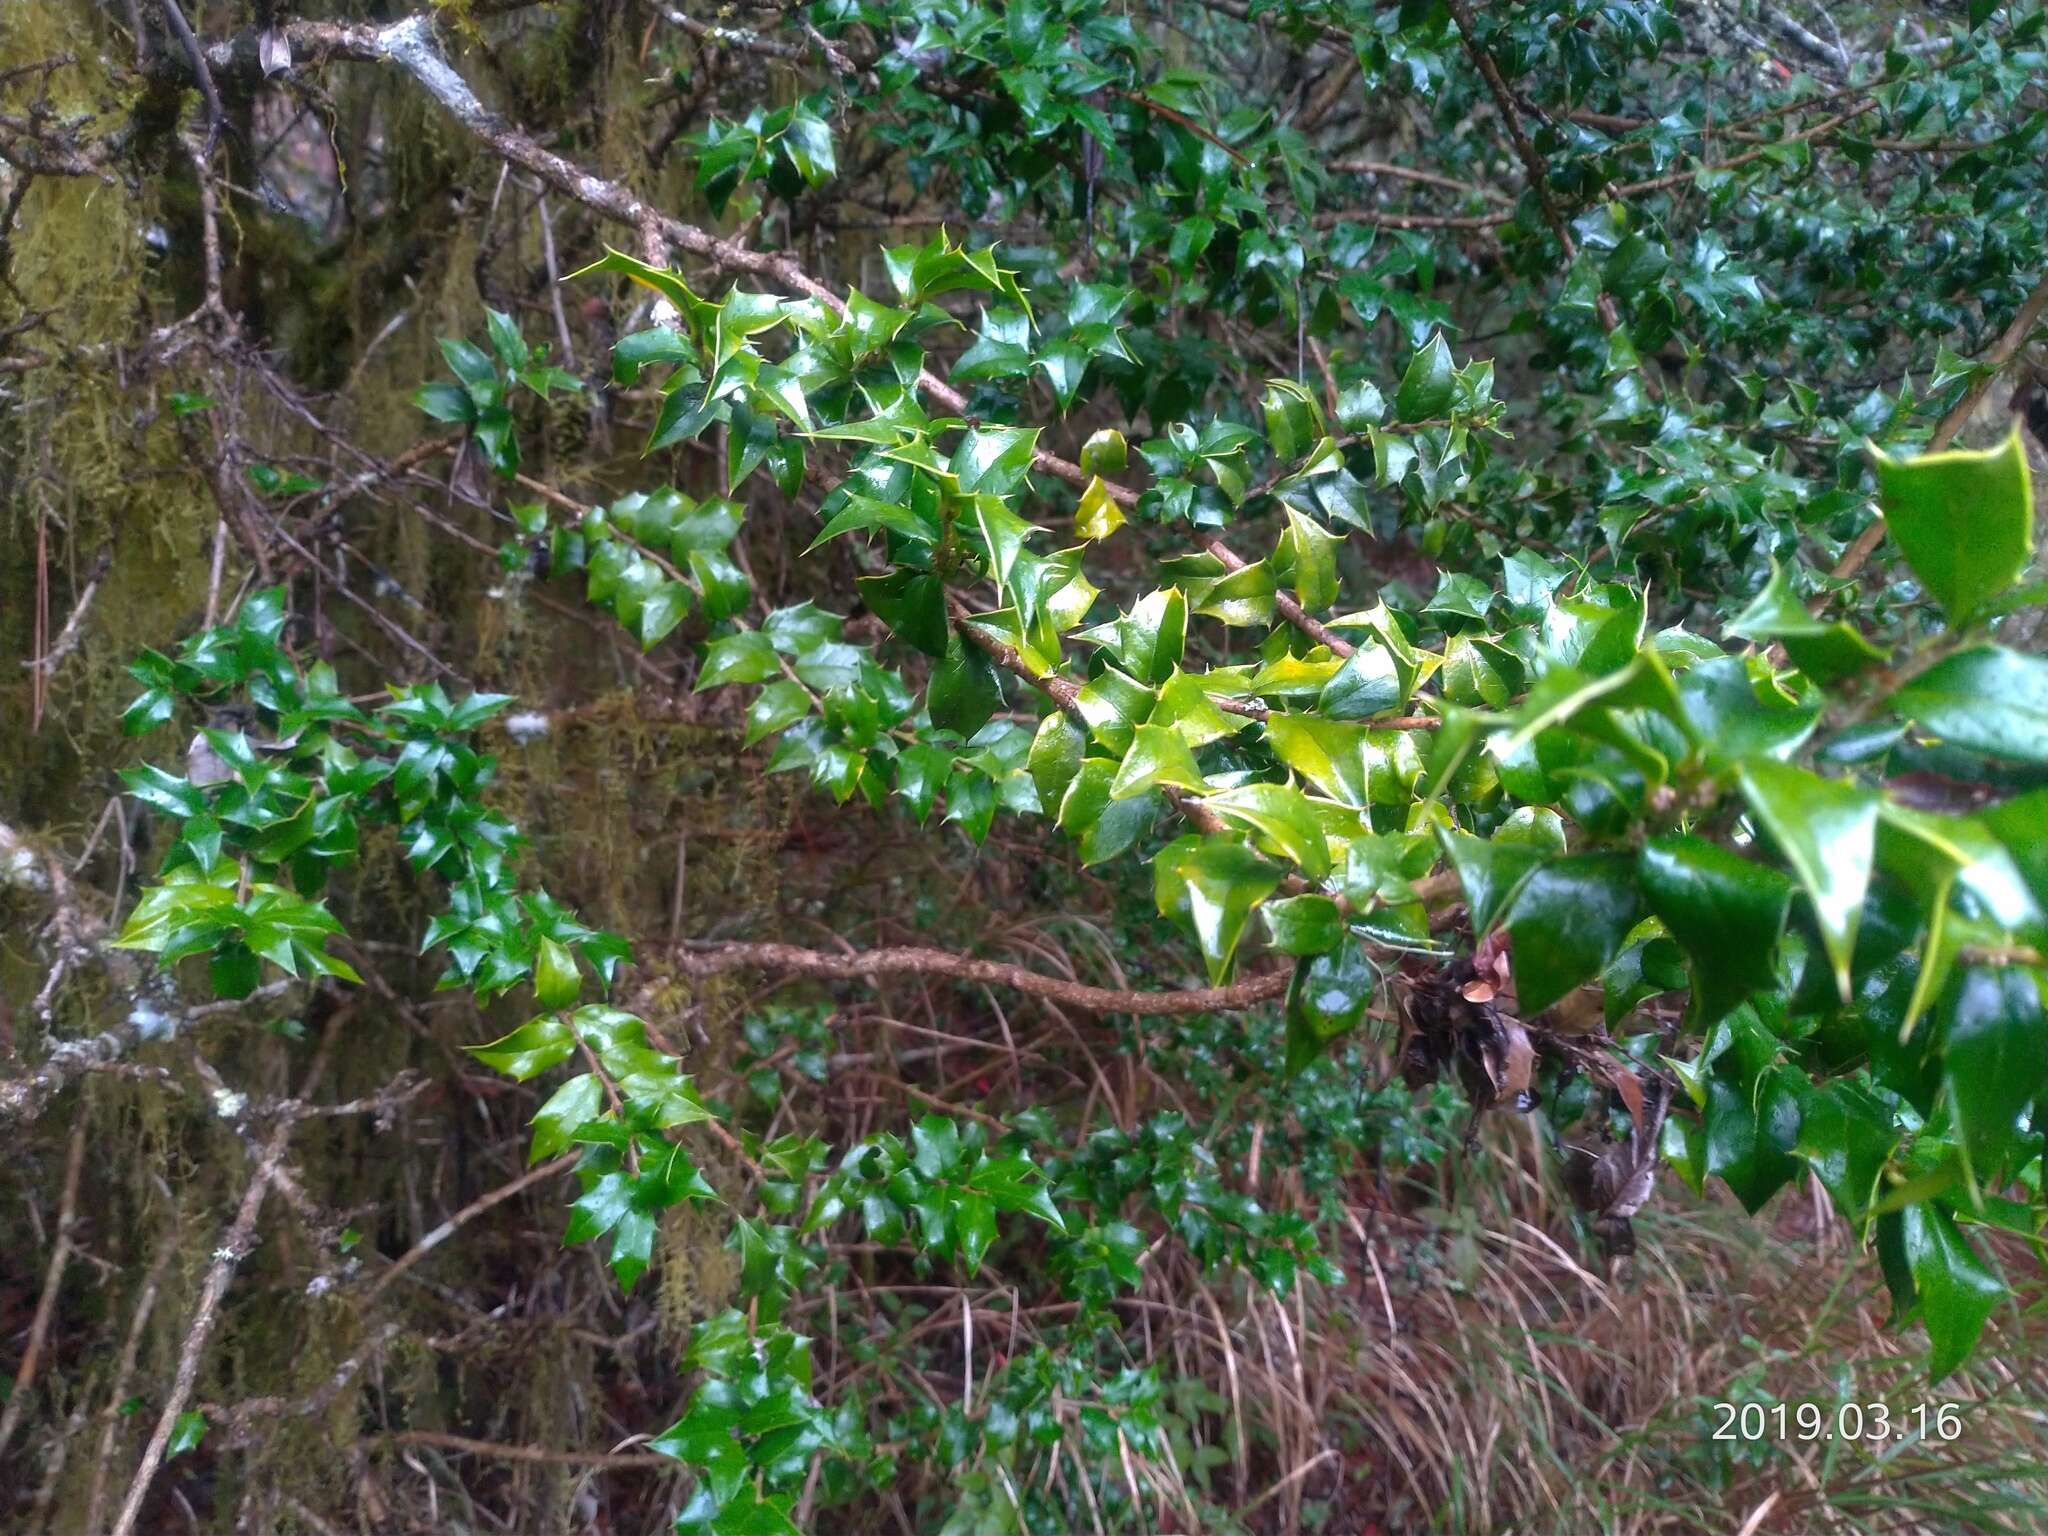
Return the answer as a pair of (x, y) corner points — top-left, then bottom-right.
(5, 0), (2048, 1531)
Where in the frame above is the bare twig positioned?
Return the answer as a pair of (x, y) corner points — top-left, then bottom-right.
(671, 940), (1293, 1016)
(155, 0), (227, 150)
(0, 1122), (86, 1456)
(377, 1429), (676, 1470)
(21, 549), (109, 676)
(363, 1154), (577, 1300)
(0, 978), (299, 1127)
(83, 1249), (174, 1536)
(107, 1016), (342, 1536)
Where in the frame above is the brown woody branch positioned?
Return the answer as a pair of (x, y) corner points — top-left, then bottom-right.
(377, 1429), (677, 1471)
(671, 940), (1292, 1015)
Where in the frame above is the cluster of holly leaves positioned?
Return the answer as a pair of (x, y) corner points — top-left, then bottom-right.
(115, 281), (2046, 1527)
(471, 209), (2038, 1398)
(641, 0), (2048, 596)
(116, 585), (1356, 1531)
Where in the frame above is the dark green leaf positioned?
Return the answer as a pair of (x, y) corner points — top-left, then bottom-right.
(1899, 1201), (2005, 1380)
(927, 635), (1002, 738)
(1503, 854), (1644, 1015)
(1285, 942), (1375, 1076)
(858, 571), (950, 658)
(1394, 331), (1454, 421)
(1737, 761), (1878, 1002)
(1638, 835), (1793, 1025)
(1942, 965), (2046, 1190)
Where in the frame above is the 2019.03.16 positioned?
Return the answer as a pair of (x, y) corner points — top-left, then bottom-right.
(1713, 1402), (1965, 1443)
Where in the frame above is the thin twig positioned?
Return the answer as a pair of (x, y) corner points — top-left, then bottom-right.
(107, 1015), (342, 1536)
(363, 1154), (577, 1300)
(0, 1122), (86, 1456)
(376, 1429), (675, 1470)
(156, 0), (226, 151)
(21, 549), (109, 676)
(672, 940), (1292, 1015)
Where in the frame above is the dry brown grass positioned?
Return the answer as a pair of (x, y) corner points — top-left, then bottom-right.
(1257, 1129), (2048, 1535)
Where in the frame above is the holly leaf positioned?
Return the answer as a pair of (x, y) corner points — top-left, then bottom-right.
(1285, 942), (1375, 1076)
(1942, 965), (2047, 1193)
(858, 571), (950, 658)
(1109, 723), (1206, 800)
(1436, 829), (1544, 935)
(1737, 761), (1878, 1002)
(1502, 854), (1644, 1015)
(1898, 1202), (2006, 1380)
(1153, 835), (1283, 984)
(1871, 431), (2033, 621)
(927, 635), (1002, 738)
(1638, 835), (1793, 1025)
(1394, 331), (1454, 421)
(1727, 563), (1887, 685)
(1890, 647), (2048, 764)
(469, 1015), (576, 1080)
(531, 1073), (605, 1162)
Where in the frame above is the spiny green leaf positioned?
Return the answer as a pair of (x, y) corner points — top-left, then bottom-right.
(1435, 829), (1544, 935)
(531, 1072), (604, 1162)
(1942, 965), (2046, 1193)
(857, 570), (950, 658)
(1898, 1201), (2006, 1381)
(927, 634), (1002, 738)
(1639, 835), (1794, 1025)
(1890, 647), (2048, 764)
(1394, 331), (1454, 421)
(1109, 723), (1206, 800)
(1153, 835), (1283, 985)
(1728, 562), (1887, 685)
(1737, 761), (1878, 1003)
(1502, 854), (1644, 1015)
(1871, 431), (2033, 621)
(1285, 942), (1375, 1076)
(468, 1015), (576, 1081)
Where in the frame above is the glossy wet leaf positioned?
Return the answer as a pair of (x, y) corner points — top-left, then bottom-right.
(1153, 835), (1283, 984)
(468, 1015), (576, 1081)
(1502, 854), (1644, 1015)
(1285, 942), (1375, 1076)
(1727, 563), (1886, 685)
(1871, 431), (2033, 620)
(857, 570), (950, 658)
(927, 635), (1002, 738)
(1942, 965), (2046, 1191)
(1737, 760), (1878, 1002)
(1638, 835), (1793, 1025)
(1110, 723), (1206, 800)
(1436, 829), (1544, 935)
(1889, 647), (2048, 764)
(1262, 893), (1346, 956)
(1898, 1201), (2006, 1380)
(1394, 331), (1454, 421)
(1705, 1070), (1801, 1214)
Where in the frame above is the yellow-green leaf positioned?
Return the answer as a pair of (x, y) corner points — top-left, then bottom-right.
(1871, 431), (2034, 620)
